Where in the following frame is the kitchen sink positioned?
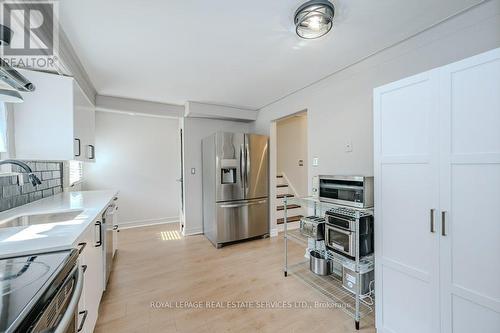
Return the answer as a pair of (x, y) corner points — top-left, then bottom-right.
(0, 210), (84, 229)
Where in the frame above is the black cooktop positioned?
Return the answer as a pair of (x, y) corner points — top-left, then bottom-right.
(0, 250), (72, 333)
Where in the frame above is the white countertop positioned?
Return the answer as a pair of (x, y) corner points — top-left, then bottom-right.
(0, 190), (118, 259)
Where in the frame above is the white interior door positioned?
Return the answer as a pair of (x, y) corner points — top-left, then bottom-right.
(439, 48), (500, 333)
(374, 71), (440, 333)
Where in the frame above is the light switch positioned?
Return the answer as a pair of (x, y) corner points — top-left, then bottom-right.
(312, 157), (319, 167)
(345, 141), (353, 152)
(191, 168), (196, 175)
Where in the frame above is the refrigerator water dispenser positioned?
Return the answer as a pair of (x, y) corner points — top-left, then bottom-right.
(221, 168), (236, 184)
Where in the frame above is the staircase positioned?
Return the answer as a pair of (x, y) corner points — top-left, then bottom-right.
(276, 175), (303, 225)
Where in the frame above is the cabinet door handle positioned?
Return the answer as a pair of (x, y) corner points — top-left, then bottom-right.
(77, 310), (88, 332)
(95, 221), (102, 247)
(77, 242), (87, 254)
(89, 145), (95, 160)
(441, 211), (447, 236)
(74, 138), (81, 157)
(430, 209), (435, 233)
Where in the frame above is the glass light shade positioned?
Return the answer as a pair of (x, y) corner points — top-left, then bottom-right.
(294, 0), (335, 39)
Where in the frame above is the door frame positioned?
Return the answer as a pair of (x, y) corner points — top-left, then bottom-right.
(268, 109), (308, 237)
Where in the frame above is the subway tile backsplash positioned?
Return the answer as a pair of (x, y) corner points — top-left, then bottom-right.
(0, 161), (63, 212)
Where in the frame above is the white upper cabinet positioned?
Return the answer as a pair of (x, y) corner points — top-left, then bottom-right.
(374, 48), (500, 333)
(13, 69), (96, 162)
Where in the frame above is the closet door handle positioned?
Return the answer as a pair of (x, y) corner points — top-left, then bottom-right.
(441, 211), (447, 236)
(430, 209), (435, 233)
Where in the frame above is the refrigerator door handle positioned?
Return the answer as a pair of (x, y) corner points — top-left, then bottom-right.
(239, 144), (244, 186)
(245, 143), (250, 195)
(219, 200), (267, 208)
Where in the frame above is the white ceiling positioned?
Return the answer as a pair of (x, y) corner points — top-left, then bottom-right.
(59, 0), (482, 109)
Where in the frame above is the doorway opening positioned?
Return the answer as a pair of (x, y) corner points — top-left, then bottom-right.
(272, 111), (308, 233)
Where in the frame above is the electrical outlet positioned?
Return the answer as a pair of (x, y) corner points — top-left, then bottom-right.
(191, 168), (196, 175)
(345, 141), (353, 152)
(312, 157), (319, 167)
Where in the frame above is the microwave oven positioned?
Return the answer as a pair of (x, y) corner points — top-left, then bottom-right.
(314, 175), (374, 208)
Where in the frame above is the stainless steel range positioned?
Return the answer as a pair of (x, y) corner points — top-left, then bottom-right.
(0, 249), (84, 333)
(202, 132), (269, 248)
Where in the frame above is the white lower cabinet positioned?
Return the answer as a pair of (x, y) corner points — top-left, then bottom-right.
(76, 219), (104, 333)
(374, 48), (500, 333)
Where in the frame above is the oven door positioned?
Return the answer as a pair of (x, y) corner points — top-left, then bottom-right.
(319, 177), (364, 207)
(325, 225), (355, 257)
(35, 264), (85, 333)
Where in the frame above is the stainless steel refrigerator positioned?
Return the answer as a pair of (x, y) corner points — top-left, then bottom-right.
(202, 132), (269, 248)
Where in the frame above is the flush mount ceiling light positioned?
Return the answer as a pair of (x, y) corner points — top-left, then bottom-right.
(294, 0), (335, 39)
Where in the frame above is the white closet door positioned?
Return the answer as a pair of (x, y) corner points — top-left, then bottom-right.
(374, 71), (440, 333)
(439, 48), (500, 333)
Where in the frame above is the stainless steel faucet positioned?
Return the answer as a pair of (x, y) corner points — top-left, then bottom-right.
(0, 160), (42, 186)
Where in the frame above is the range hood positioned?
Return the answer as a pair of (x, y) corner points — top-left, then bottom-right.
(0, 24), (36, 103)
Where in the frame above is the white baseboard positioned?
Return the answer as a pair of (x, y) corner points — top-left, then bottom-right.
(182, 227), (203, 236)
(270, 228), (278, 237)
(118, 217), (179, 230)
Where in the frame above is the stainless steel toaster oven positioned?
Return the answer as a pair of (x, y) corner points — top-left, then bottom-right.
(299, 216), (325, 240)
(316, 175), (374, 208)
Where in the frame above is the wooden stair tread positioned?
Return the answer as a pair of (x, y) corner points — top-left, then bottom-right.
(276, 184), (288, 188)
(276, 204), (301, 211)
(276, 194), (294, 199)
(277, 215), (303, 224)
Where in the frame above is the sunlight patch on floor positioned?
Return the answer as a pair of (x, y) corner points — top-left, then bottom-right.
(160, 230), (181, 241)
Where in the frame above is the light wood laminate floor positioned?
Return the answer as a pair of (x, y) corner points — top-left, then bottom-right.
(95, 223), (376, 333)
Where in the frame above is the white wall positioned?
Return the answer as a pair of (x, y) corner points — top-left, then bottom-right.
(253, 0), (500, 189)
(182, 117), (250, 235)
(83, 111), (181, 226)
(276, 114), (308, 197)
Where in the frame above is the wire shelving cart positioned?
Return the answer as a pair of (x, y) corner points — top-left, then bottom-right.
(282, 196), (375, 330)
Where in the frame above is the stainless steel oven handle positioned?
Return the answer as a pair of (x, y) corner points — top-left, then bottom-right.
(329, 241), (345, 251)
(53, 264), (84, 333)
(326, 215), (355, 228)
(321, 183), (363, 190)
(327, 225), (351, 236)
